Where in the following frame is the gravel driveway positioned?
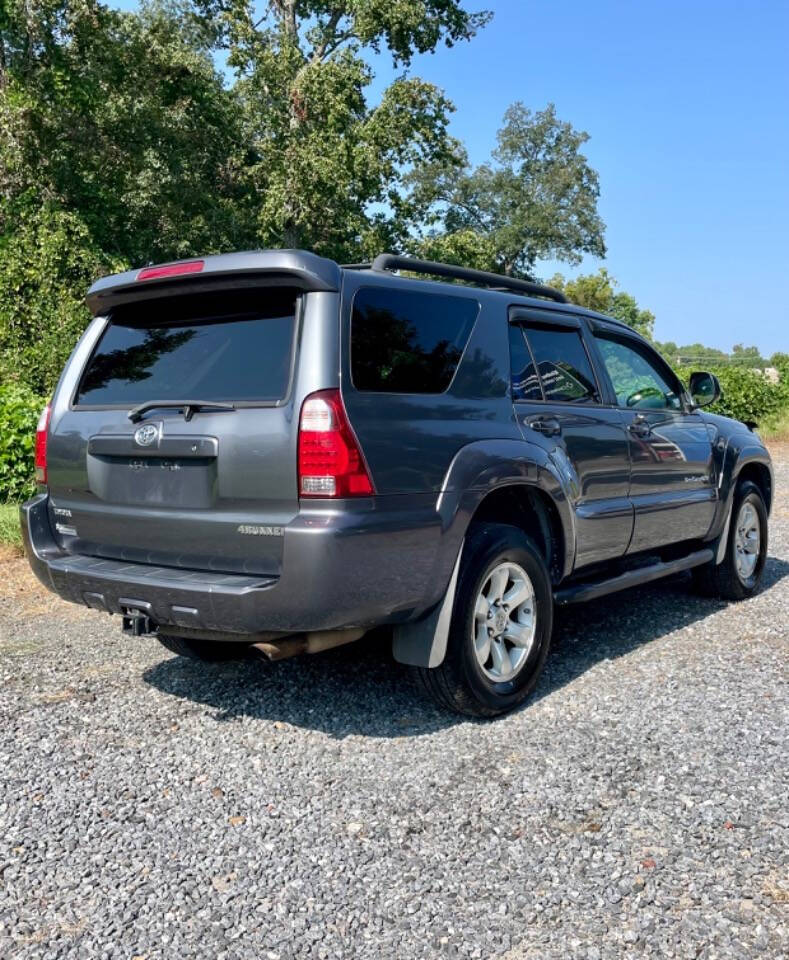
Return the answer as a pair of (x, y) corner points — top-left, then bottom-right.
(1, 452), (787, 959)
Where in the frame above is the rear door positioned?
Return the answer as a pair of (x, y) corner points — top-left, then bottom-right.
(510, 312), (633, 569)
(589, 326), (717, 553)
(46, 286), (316, 576)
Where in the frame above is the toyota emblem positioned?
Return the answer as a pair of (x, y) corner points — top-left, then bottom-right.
(134, 424), (159, 447)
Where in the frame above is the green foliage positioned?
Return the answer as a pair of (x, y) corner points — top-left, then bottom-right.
(208, 0), (489, 259)
(0, 0), (495, 267)
(655, 341), (728, 367)
(770, 352), (789, 376)
(412, 103), (606, 277)
(656, 341), (767, 369)
(0, 0), (499, 396)
(0, 201), (122, 394)
(0, 382), (46, 501)
(0, 502), (23, 549)
(549, 269), (655, 339)
(730, 344), (767, 368)
(682, 365), (789, 427)
(761, 408), (789, 441)
(1, 0), (253, 265)
(250, 64), (459, 258)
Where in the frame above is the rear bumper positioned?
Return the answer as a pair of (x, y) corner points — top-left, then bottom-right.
(21, 493), (447, 636)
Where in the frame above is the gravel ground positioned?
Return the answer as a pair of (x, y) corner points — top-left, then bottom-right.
(1, 453), (787, 959)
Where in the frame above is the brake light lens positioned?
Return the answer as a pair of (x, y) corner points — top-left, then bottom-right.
(35, 404), (52, 484)
(298, 390), (374, 498)
(136, 260), (204, 282)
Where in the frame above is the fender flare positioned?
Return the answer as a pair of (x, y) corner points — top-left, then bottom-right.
(712, 441), (774, 563)
(392, 438), (576, 669)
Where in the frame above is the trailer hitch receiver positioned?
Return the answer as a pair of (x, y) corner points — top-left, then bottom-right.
(122, 606), (157, 637)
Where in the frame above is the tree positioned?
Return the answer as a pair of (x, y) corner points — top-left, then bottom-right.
(652, 341), (767, 369)
(549, 268), (655, 340)
(209, 0), (491, 260)
(412, 103), (606, 277)
(731, 343), (766, 368)
(1, 0), (252, 266)
(0, 200), (123, 393)
(0, 0), (494, 390)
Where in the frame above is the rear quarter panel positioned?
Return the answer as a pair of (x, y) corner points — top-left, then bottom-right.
(339, 272), (523, 495)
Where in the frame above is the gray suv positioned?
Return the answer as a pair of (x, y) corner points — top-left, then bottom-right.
(21, 251), (773, 716)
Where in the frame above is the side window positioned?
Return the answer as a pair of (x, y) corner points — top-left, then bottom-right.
(596, 336), (682, 411)
(351, 287), (479, 393)
(522, 325), (600, 403)
(508, 325), (543, 401)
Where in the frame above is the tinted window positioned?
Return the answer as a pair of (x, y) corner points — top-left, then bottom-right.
(596, 336), (682, 410)
(523, 325), (600, 403)
(351, 288), (478, 393)
(76, 290), (297, 406)
(509, 325), (543, 401)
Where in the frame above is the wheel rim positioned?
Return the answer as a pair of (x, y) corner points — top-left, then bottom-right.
(472, 561), (537, 682)
(734, 501), (761, 581)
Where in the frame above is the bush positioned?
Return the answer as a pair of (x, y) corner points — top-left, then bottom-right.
(0, 383), (46, 501)
(702, 366), (787, 425)
(674, 364), (788, 427)
(0, 201), (123, 395)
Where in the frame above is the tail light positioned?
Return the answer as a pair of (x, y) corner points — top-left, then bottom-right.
(298, 390), (374, 498)
(35, 404), (52, 484)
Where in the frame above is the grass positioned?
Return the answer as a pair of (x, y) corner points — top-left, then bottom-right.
(762, 409), (789, 443)
(0, 502), (23, 552)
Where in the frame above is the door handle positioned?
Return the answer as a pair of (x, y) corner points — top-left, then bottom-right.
(526, 415), (562, 437)
(628, 415), (652, 438)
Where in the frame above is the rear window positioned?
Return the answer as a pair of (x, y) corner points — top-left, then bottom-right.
(351, 287), (478, 393)
(75, 290), (297, 406)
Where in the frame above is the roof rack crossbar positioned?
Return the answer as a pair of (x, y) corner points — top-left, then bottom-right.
(368, 253), (567, 303)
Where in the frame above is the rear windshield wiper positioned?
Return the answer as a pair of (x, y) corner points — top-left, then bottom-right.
(128, 400), (236, 423)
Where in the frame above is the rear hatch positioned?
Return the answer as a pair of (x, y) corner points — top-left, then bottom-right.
(46, 286), (305, 576)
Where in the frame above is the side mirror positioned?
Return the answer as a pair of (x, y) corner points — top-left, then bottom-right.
(688, 371), (721, 408)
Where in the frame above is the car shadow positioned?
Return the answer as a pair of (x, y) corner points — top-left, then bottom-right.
(142, 554), (789, 739)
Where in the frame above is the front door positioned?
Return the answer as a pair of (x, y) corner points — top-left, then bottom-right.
(509, 315), (633, 570)
(590, 330), (717, 553)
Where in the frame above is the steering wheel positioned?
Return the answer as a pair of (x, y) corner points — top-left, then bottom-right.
(626, 386), (664, 408)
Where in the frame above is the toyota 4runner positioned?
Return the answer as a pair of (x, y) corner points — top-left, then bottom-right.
(21, 251), (773, 716)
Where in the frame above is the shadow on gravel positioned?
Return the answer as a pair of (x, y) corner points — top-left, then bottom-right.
(142, 555), (789, 739)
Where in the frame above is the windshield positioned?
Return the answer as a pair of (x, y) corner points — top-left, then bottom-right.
(75, 289), (298, 406)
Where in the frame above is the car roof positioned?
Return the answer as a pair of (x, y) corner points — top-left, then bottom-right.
(86, 249), (638, 339)
(340, 264), (637, 335)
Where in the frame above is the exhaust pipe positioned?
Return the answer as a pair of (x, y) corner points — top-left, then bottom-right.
(251, 628), (365, 662)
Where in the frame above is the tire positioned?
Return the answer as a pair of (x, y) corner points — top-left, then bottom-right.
(157, 634), (250, 662)
(693, 480), (768, 600)
(414, 522), (554, 718)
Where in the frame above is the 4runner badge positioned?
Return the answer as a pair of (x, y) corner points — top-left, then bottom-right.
(134, 424), (159, 446)
(237, 525), (284, 537)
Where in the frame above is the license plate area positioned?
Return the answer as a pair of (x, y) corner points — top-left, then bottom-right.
(87, 454), (217, 508)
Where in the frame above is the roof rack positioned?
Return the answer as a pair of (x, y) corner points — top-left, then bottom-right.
(348, 253), (567, 304)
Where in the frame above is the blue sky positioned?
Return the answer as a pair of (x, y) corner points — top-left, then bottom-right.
(116, 0), (788, 355)
(372, 0), (789, 356)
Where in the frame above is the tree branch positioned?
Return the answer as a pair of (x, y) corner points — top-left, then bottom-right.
(267, 0), (297, 39)
(311, 7), (351, 62)
(435, 192), (489, 232)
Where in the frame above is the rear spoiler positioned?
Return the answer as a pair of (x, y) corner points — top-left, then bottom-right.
(86, 249), (341, 316)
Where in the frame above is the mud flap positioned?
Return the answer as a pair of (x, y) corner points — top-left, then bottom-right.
(391, 542), (463, 669)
